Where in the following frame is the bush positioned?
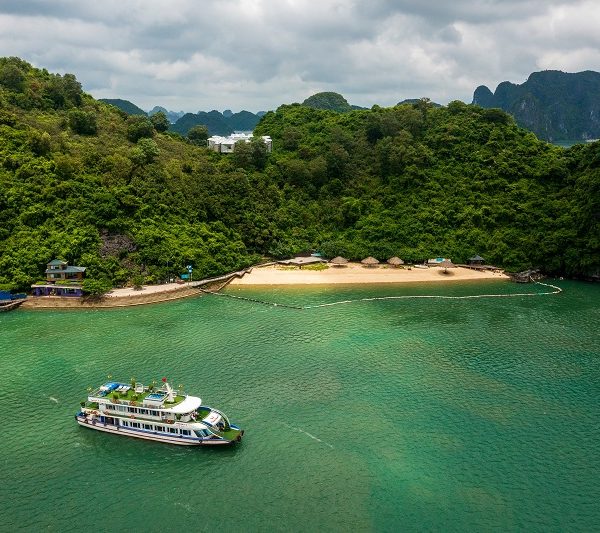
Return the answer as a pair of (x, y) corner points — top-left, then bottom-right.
(68, 109), (98, 135)
(150, 111), (170, 133)
(126, 116), (154, 142)
(82, 278), (112, 296)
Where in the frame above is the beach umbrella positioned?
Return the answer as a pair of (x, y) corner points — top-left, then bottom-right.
(387, 257), (404, 267)
(361, 256), (380, 267)
(329, 256), (348, 267)
(438, 259), (455, 273)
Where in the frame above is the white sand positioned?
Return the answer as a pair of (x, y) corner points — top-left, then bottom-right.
(229, 263), (507, 285)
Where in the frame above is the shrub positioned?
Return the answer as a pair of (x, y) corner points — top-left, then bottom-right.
(68, 109), (98, 135)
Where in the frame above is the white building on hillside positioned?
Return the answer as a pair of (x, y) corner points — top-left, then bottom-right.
(207, 133), (272, 153)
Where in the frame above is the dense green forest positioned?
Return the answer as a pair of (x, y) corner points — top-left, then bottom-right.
(0, 57), (598, 291)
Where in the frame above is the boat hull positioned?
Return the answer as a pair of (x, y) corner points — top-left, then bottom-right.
(75, 415), (239, 446)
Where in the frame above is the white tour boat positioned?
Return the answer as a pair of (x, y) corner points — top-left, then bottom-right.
(75, 378), (244, 446)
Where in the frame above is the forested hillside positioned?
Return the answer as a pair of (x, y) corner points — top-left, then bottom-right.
(0, 58), (598, 291)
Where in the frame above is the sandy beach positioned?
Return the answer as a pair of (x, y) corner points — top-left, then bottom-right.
(230, 263), (508, 285)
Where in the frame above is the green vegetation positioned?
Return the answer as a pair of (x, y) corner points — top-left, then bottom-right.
(0, 58), (598, 291)
(302, 92), (353, 112)
(98, 98), (147, 116)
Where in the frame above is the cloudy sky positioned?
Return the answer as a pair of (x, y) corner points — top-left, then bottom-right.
(0, 0), (598, 113)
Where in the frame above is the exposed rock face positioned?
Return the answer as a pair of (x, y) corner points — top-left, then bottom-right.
(472, 70), (600, 141)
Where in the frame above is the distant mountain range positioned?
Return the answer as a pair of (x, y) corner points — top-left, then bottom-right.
(473, 70), (600, 141)
(170, 110), (266, 136)
(101, 70), (600, 142)
(99, 99), (265, 136)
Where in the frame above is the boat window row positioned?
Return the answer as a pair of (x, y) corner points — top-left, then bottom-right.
(105, 404), (162, 417)
(121, 420), (192, 435)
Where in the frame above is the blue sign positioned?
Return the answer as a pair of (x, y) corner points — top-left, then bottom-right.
(180, 274), (189, 279)
(186, 265), (193, 272)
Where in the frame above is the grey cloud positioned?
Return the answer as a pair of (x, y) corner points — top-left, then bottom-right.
(0, 0), (597, 112)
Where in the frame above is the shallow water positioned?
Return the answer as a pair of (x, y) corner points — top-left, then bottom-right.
(1, 279), (598, 532)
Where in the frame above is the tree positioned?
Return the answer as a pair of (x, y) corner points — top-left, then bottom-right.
(187, 125), (209, 145)
(0, 62), (26, 92)
(232, 140), (253, 169)
(68, 109), (98, 135)
(130, 138), (160, 166)
(126, 116), (154, 142)
(82, 278), (112, 297)
(150, 111), (170, 133)
(250, 137), (268, 170)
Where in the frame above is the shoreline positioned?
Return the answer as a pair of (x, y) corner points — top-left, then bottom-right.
(19, 264), (508, 310)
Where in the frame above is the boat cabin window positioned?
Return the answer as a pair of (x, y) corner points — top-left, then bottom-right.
(181, 430), (191, 436)
(144, 424), (152, 430)
(132, 422), (140, 428)
(168, 428), (177, 434)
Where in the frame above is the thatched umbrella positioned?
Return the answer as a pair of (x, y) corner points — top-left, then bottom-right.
(361, 256), (380, 268)
(329, 256), (349, 267)
(468, 254), (485, 265)
(439, 259), (456, 273)
(387, 257), (404, 268)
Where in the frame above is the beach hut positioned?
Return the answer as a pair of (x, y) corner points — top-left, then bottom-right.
(329, 256), (349, 267)
(361, 257), (380, 268)
(438, 259), (456, 273)
(387, 257), (404, 268)
(468, 255), (485, 265)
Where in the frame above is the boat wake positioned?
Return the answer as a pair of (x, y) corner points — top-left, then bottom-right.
(281, 422), (334, 449)
(49, 396), (59, 404)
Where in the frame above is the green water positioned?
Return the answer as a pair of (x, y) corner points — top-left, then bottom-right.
(1, 280), (598, 532)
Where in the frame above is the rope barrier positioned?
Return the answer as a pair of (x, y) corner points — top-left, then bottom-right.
(199, 279), (562, 310)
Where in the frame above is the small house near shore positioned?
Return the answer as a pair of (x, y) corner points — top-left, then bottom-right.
(31, 259), (86, 297)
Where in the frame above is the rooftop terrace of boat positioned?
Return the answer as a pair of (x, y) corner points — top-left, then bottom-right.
(87, 384), (186, 408)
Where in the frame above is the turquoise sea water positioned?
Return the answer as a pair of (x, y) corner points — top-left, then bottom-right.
(0, 280), (598, 532)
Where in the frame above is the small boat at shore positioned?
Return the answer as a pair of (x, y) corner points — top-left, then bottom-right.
(75, 378), (244, 446)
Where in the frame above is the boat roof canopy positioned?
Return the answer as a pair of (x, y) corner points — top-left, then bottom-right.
(165, 395), (201, 414)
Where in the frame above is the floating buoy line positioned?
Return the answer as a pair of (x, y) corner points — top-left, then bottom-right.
(199, 280), (562, 310)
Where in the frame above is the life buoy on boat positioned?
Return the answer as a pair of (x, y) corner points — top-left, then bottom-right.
(130, 414), (135, 419)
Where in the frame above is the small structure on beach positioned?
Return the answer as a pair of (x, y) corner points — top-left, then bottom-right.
(361, 257), (380, 268)
(427, 257), (451, 266)
(387, 257), (404, 268)
(468, 255), (485, 265)
(31, 259), (86, 297)
(438, 259), (456, 274)
(277, 256), (326, 268)
(329, 256), (349, 267)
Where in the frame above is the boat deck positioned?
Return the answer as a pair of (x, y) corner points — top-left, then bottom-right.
(89, 383), (185, 408)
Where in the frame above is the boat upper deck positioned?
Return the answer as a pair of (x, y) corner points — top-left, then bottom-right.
(88, 381), (191, 411)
